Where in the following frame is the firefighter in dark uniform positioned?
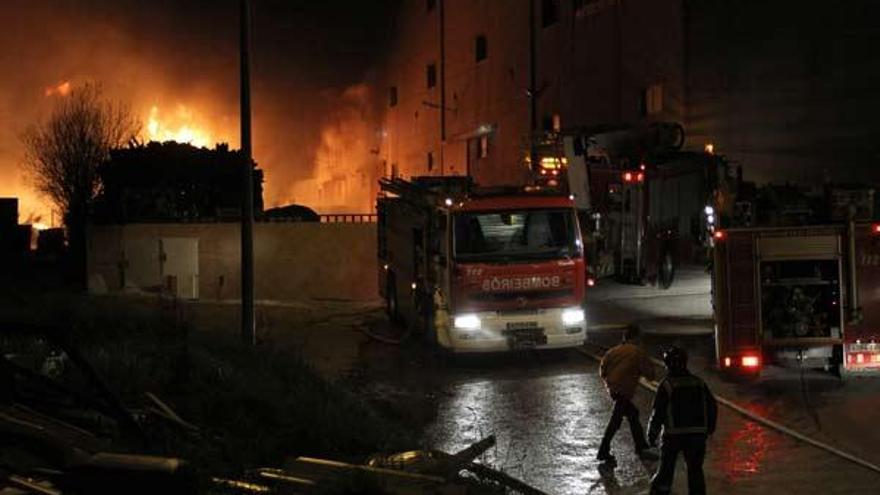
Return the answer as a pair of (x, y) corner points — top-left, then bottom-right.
(647, 347), (718, 495)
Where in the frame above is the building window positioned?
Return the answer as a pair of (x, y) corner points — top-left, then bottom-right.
(426, 63), (437, 88)
(427, 151), (434, 172)
(427, 0), (436, 11)
(475, 35), (488, 62)
(389, 86), (398, 107)
(479, 135), (489, 158)
(542, 0), (559, 27)
(641, 84), (664, 116)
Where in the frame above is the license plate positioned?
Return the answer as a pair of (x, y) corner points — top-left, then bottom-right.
(506, 321), (539, 330)
(505, 328), (547, 348)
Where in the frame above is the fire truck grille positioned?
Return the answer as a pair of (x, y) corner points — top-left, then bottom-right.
(468, 289), (574, 303)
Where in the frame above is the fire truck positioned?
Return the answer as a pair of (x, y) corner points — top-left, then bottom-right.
(377, 176), (588, 352)
(712, 185), (880, 377)
(532, 123), (731, 289)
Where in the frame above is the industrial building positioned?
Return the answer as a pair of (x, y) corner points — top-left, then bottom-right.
(377, 0), (880, 187)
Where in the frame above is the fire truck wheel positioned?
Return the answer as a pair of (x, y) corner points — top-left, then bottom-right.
(385, 274), (399, 323)
(832, 346), (851, 381)
(658, 249), (676, 290)
(422, 315), (438, 347)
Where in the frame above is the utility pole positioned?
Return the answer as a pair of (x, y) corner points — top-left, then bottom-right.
(240, 0), (255, 346)
(439, 0), (446, 176)
(528, 0), (538, 172)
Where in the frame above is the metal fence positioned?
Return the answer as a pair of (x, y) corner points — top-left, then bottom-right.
(320, 213), (377, 224)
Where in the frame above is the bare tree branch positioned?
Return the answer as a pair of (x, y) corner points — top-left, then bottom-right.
(22, 83), (141, 224)
(21, 83), (140, 286)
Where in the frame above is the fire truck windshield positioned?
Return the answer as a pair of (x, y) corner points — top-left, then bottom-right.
(453, 208), (581, 262)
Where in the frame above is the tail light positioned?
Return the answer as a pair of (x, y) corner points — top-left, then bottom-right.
(872, 224), (880, 235)
(586, 278), (596, 287)
(714, 230), (725, 240)
(623, 172), (633, 182)
(741, 355), (760, 368)
(722, 353), (761, 372)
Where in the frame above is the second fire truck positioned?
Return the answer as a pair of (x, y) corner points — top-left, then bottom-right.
(532, 123), (732, 289)
(712, 185), (880, 377)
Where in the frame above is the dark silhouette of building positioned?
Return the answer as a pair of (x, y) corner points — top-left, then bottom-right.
(0, 198), (17, 231)
(92, 141), (264, 223)
(0, 198), (34, 273)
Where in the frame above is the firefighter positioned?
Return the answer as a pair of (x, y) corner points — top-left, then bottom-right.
(597, 324), (657, 463)
(647, 346), (718, 495)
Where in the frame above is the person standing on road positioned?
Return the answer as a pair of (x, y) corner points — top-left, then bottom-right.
(597, 324), (657, 463)
(647, 346), (718, 495)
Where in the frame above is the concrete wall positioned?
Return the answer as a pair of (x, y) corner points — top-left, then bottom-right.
(379, 0), (685, 186)
(87, 222), (378, 302)
(380, 0), (533, 186)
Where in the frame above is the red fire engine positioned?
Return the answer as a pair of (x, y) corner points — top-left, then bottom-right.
(713, 187), (880, 377)
(532, 123), (730, 289)
(377, 177), (588, 353)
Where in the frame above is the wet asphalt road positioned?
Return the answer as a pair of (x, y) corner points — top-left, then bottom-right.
(360, 267), (880, 494)
(366, 350), (880, 494)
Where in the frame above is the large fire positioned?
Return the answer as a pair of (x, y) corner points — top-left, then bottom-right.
(6, 81), (376, 225)
(145, 104), (217, 148)
(282, 84), (380, 213)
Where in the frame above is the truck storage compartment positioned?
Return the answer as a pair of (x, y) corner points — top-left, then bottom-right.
(759, 259), (842, 340)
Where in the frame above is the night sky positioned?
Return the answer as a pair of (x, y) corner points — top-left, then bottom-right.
(0, 0), (398, 220)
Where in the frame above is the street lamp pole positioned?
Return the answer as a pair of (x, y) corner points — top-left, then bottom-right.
(240, 0), (255, 346)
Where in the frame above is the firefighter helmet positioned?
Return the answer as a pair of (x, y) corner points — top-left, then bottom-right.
(663, 346), (688, 372)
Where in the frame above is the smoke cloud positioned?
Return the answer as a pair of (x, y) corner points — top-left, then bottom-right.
(0, 0), (391, 222)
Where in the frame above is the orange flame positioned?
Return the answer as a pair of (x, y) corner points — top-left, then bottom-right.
(285, 84), (380, 213)
(44, 81), (71, 97)
(145, 104), (215, 148)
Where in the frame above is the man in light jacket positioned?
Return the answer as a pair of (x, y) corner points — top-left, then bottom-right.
(597, 324), (657, 463)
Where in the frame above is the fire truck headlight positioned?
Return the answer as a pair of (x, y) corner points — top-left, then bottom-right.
(704, 205), (714, 216)
(453, 314), (481, 330)
(561, 308), (585, 325)
(707, 214), (715, 225)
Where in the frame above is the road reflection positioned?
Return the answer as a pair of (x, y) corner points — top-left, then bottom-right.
(712, 416), (777, 481)
(424, 357), (655, 494)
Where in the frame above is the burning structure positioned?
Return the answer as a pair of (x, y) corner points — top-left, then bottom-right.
(92, 142), (263, 223)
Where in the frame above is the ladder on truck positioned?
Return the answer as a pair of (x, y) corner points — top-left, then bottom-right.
(379, 176), (472, 208)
